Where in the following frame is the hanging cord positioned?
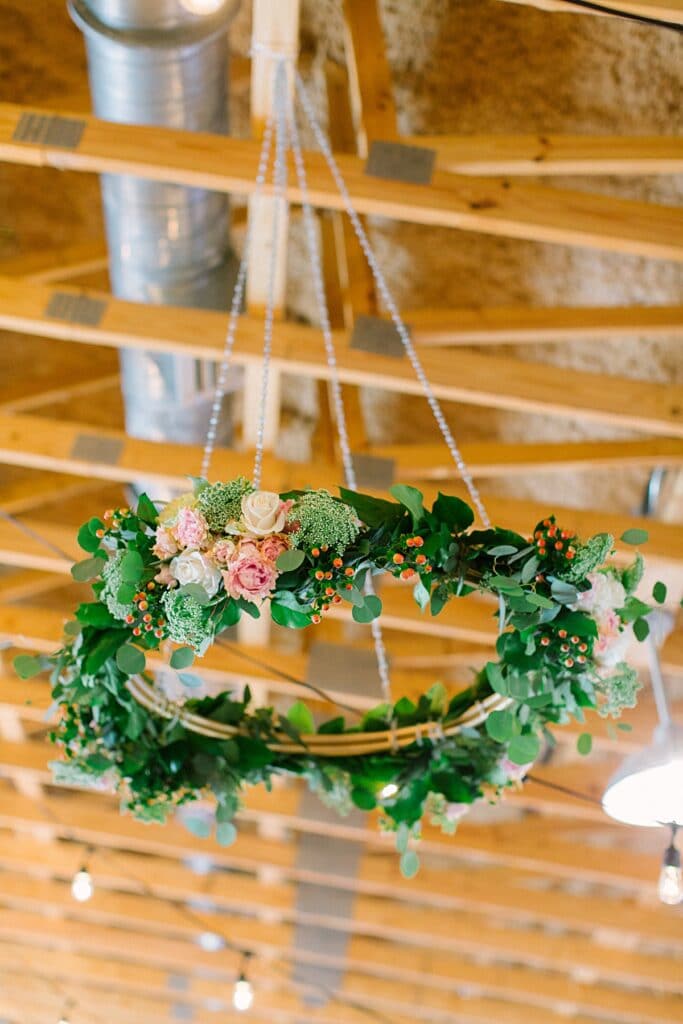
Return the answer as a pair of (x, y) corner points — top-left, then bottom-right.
(554, 0), (683, 31)
(294, 71), (492, 530)
(200, 91), (278, 480)
(252, 57), (290, 490)
(288, 98), (394, 707)
(0, 508), (75, 563)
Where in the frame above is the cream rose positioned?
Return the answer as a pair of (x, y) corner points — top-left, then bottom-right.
(241, 490), (286, 536)
(170, 550), (222, 597)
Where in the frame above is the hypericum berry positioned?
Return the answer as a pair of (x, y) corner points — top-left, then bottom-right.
(564, 658), (574, 668)
(332, 594), (342, 604)
(561, 643), (570, 653)
(147, 581), (155, 590)
(311, 614), (322, 624)
(145, 624), (153, 632)
(577, 655), (586, 664)
(571, 636), (579, 644)
(548, 526), (556, 538)
(125, 614), (135, 624)
(579, 643), (588, 653)
(315, 570), (325, 581)
(322, 603), (330, 611)
(96, 529), (105, 539)
(321, 545), (329, 552)
(558, 630), (567, 639)
(143, 613), (152, 623)
(139, 601), (149, 612)
(540, 637), (550, 646)
(344, 567), (354, 577)
(400, 567), (415, 580)
(132, 627), (142, 636)
(324, 571), (333, 580)
(554, 541), (563, 551)
(392, 553), (404, 565)
(416, 554), (427, 565)
(325, 587), (335, 597)
(311, 548), (320, 557)
(566, 549), (575, 560)
(424, 565), (432, 573)
(104, 510), (113, 520)
(412, 536), (424, 548)
(406, 538), (415, 548)
(154, 629), (164, 638)
(333, 557), (343, 569)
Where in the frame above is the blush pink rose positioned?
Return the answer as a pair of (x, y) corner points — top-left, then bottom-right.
(236, 539), (261, 559)
(173, 507), (209, 550)
(153, 526), (178, 560)
(155, 565), (177, 587)
(223, 554), (278, 605)
(260, 533), (290, 564)
(212, 538), (237, 566)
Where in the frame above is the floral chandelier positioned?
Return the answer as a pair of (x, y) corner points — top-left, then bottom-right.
(15, 49), (659, 875)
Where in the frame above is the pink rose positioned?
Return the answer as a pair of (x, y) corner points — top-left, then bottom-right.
(173, 507), (209, 550)
(223, 553), (278, 605)
(237, 539), (261, 559)
(153, 526), (178, 560)
(499, 757), (534, 782)
(260, 533), (290, 564)
(155, 566), (177, 587)
(212, 538), (237, 566)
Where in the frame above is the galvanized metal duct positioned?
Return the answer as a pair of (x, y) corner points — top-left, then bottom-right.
(69, 0), (239, 459)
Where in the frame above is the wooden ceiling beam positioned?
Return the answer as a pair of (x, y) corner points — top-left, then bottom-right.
(1, 867), (681, 1020)
(402, 132), (683, 176)
(2, 102), (683, 259)
(495, 0), (683, 24)
(2, 279), (683, 438)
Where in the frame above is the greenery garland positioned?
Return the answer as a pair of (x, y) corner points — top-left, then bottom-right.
(15, 479), (662, 875)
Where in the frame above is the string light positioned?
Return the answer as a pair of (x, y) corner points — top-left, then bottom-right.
(233, 953), (254, 1012)
(178, 0), (225, 14)
(70, 866), (94, 903)
(659, 825), (682, 906)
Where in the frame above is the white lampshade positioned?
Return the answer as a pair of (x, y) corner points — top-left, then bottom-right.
(602, 724), (683, 828)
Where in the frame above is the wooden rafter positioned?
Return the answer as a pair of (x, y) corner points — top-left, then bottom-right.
(2, 103), (683, 259)
(2, 279), (682, 438)
(495, 0), (683, 23)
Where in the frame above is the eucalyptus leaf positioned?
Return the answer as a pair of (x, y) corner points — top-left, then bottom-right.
(577, 732), (593, 756)
(216, 821), (238, 847)
(488, 545), (519, 557)
(13, 654), (47, 680)
(178, 583), (210, 606)
(119, 549), (144, 584)
(486, 709), (516, 742)
(633, 617), (650, 642)
(178, 672), (204, 689)
(653, 581), (667, 605)
(352, 595), (382, 624)
(71, 557), (106, 582)
(115, 644), (146, 676)
(276, 548), (306, 572)
(620, 528), (649, 546)
(170, 646), (195, 670)
(287, 700), (315, 735)
(182, 814), (212, 839)
(400, 849), (420, 879)
(506, 733), (540, 765)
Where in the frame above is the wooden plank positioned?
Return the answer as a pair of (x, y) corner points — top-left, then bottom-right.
(2, 279), (682, 438)
(404, 133), (683, 176)
(496, 0), (683, 23)
(0, 373), (119, 413)
(342, 0), (398, 157)
(0, 239), (109, 283)
(403, 302), (683, 345)
(1, 414), (682, 502)
(3, 103), (683, 259)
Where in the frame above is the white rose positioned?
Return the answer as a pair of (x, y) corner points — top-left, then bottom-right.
(170, 550), (222, 597)
(574, 571), (626, 618)
(241, 490), (286, 536)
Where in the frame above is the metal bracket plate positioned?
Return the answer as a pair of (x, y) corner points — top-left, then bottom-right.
(351, 453), (395, 490)
(70, 433), (124, 466)
(45, 291), (107, 327)
(350, 313), (406, 358)
(365, 139), (436, 185)
(13, 112), (86, 149)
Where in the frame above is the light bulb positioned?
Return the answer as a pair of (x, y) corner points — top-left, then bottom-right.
(58, 1018), (70, 1024)
(71, 867), (94, 903)
(659, 835), (682, 906)
(380, 783), (399, 800)
(179, 0), (224, 13)
(233, 975), (254, 1012)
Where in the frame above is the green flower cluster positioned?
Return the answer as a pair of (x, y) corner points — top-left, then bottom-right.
(595, 663), (640, 718)
(161, 590), (214, 653)
(289, 490), (360, 553)
(197, 477), (253, 531)
(101, 552), (135, 621)
(563, 532), (614, 583)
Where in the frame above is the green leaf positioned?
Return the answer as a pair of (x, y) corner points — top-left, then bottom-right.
(119, 549), (144, 584)
(653, 581), (667, 605)
(400, 849), (420, 879)
(351, 786), (377, 811)
(63, 620), (82, 636)
(179, 583), (210, 606)
(217, 599), (241, 631)
(633, 617), (650, 642)
(13, 654), (47, 680)
(617, 722), (633, 732)
(525, 592), (555, 609)
(117, 582), (137, 604)
(170, 646), (195, 670)
(432, 492), (474, 532)
(271, 601), (311, 629)
(178, 673), (203, 689)
(136, 493), (159, 526)
(236, 597), (260, 619)
(521, 556), (540, 584)
(427, 682), (447, 714)
(486, 709), (516, 743)
(396, 822), (410, 855)
(489, 576), (523, 595)
(488, 545), (519, 556)
(188, 476), (209, 495)
(389, 484), (425, 526)
(276, 548), (306, 572)
(77, 522), (103, 553)
(352, 594), (382, 624)
(555, 611), (598, 638)
(216, 821), (237, 847)
(618, 596), (650, 623)
(506, 733), (540, 765)
(183, 814), (212, 839)
(577, 732), (593, 756)
(71, 557), (106, 582)
(549, 579), (579, 605)
(485, 661), (508, 696)
(286, 700), (315, 735)
(115, 644), (146, 676)
(413, 576), (431, 611)
(338, 487), (404, 528)
(75, 603), (117, 628)
(620, 528), (649, 546)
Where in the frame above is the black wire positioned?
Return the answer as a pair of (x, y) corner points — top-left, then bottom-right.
(526, 772), (604, 808)
(556, 0), (683, 31)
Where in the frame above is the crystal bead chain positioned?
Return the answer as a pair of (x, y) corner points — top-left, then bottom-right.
(289, 106), (393, 704)
(252, 57), (289, 490)
(200, 74), (277, 480)
(294, 70), (491, 529)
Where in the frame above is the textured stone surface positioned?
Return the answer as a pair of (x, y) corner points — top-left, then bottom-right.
(1, 0), (681, 515)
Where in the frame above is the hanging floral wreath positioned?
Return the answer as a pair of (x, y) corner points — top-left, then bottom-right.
(14, 478), (660, 872)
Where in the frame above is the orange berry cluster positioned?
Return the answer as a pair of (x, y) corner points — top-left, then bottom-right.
(308, 546), (355, 623)
(102, 506), (133, 533)
(532, 518), (577, 562)
(388, 535), (432, 581)
(539, 627), (591, 670)
(124, 581), (168, 641)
